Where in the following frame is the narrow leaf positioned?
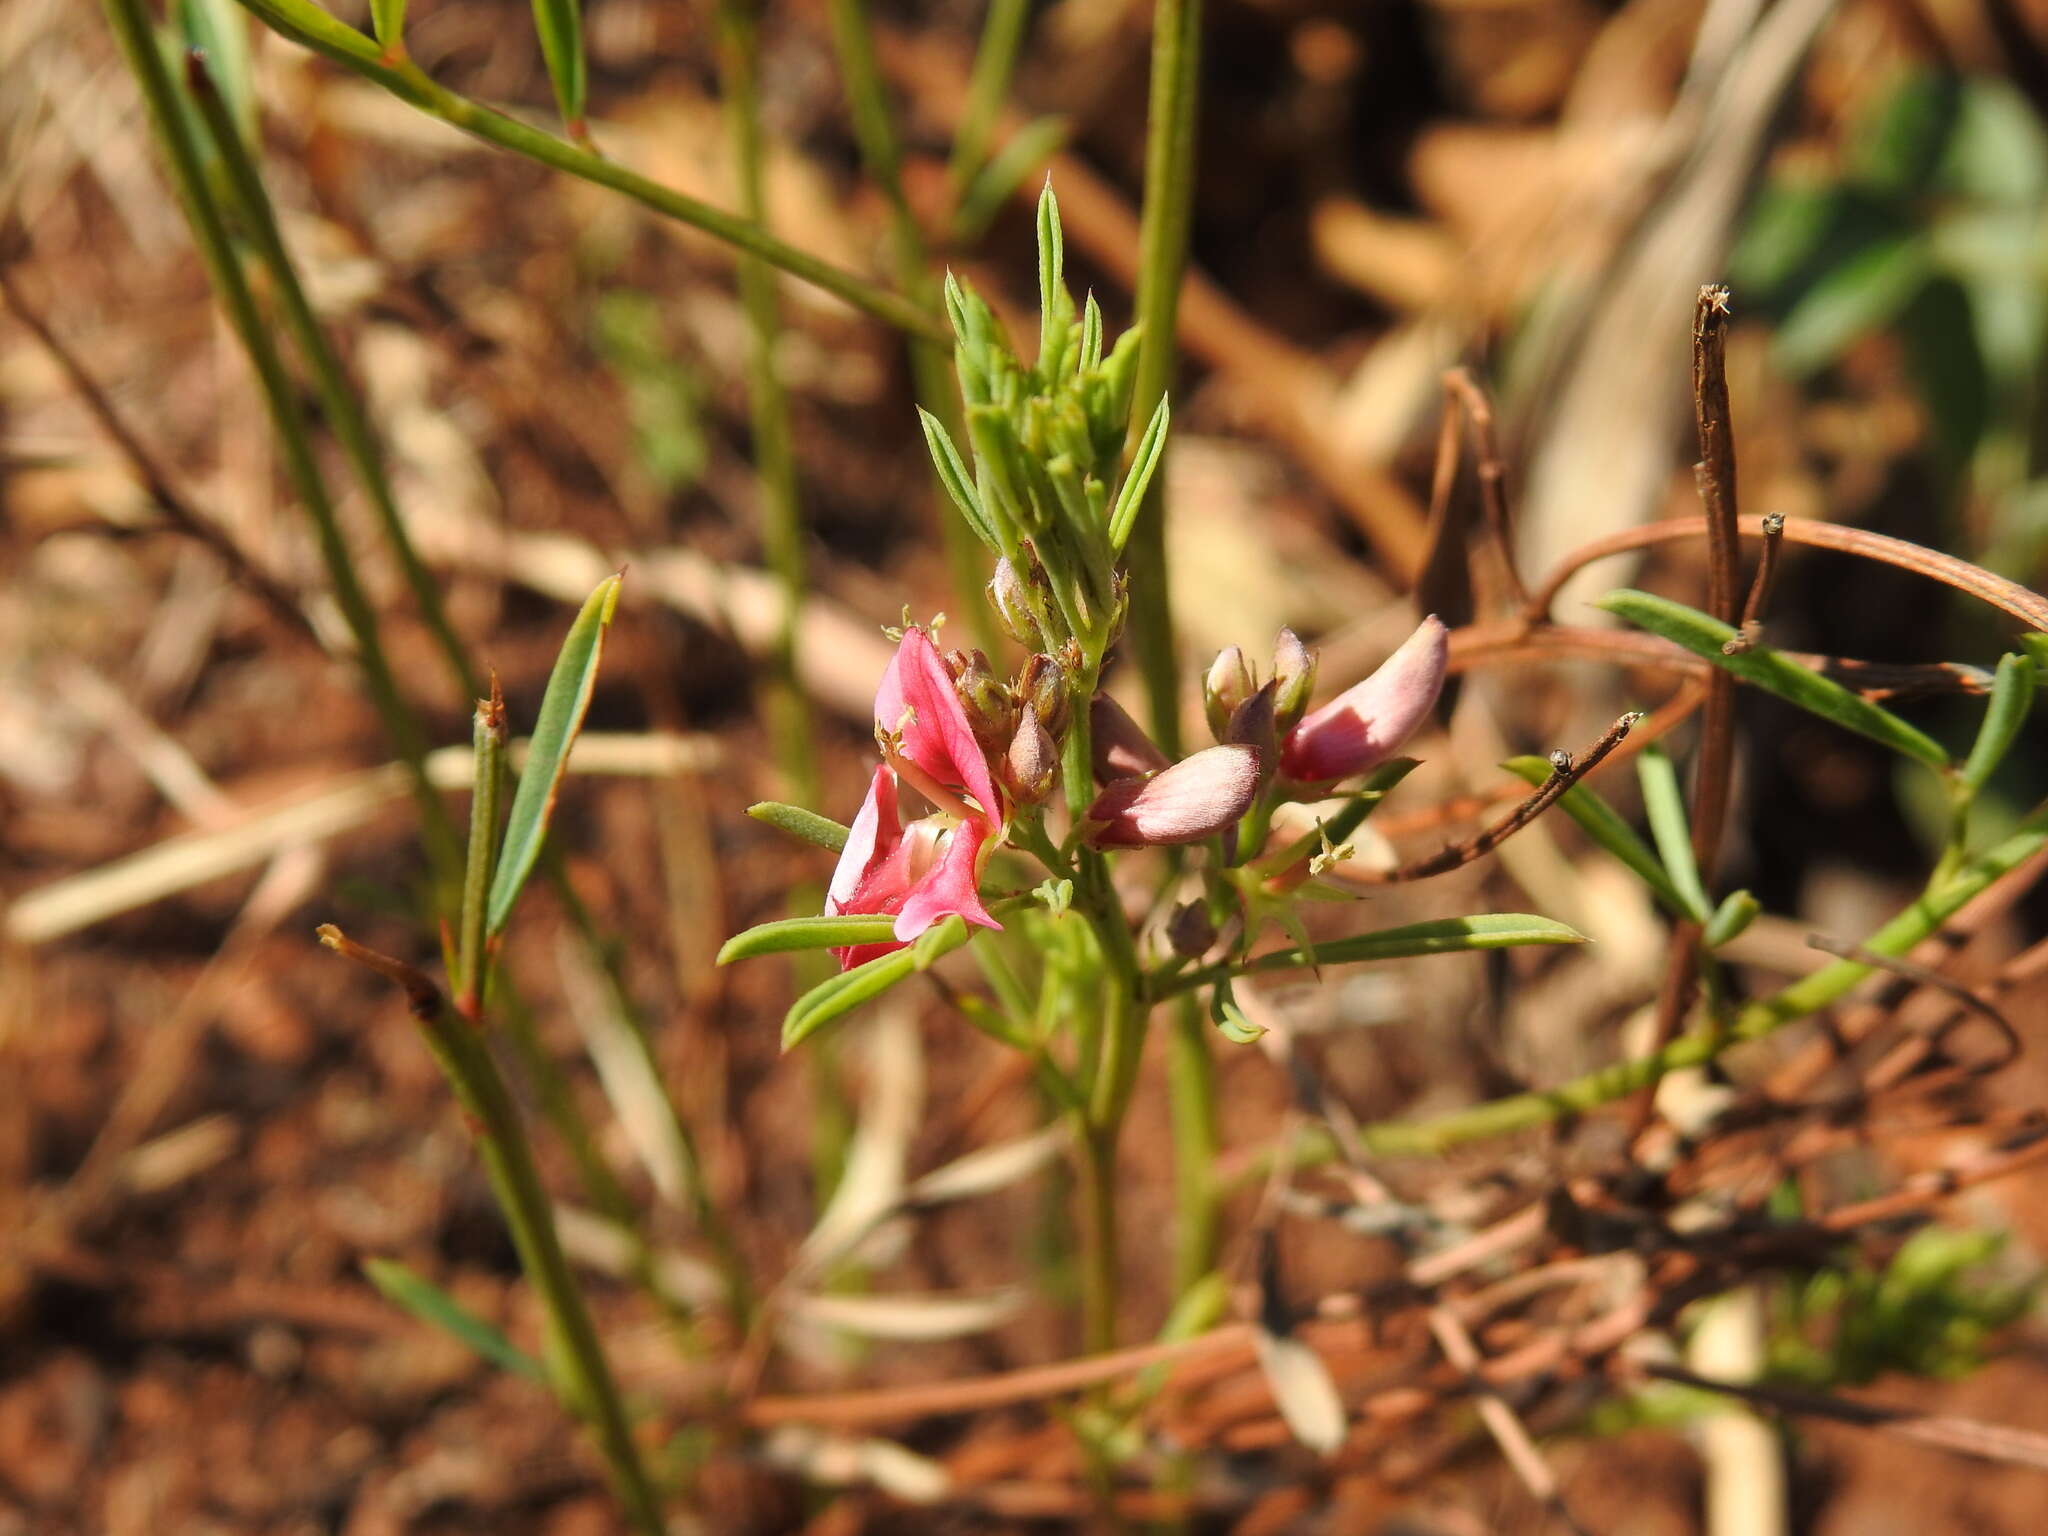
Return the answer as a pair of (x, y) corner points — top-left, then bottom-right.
(1961, 651), (2036, 794)
(905, 1126), (1064, 1206)
(175, 0), (256, 143)
(1599, 589), (1949, 769)
(1036, 181), (1066, 376)
(1503, 755), (1691, 916)
(719, 913), (900, 964)
(952, 115), (1069, 244)
(1252, 1329), (1347, 1455)
(747, 801), (851, 853)
(918, 407), (998, 551)
(368, 0), (406, 48)
(1636, 745), (1710, 922)
(1237, 913), (1586, 979)
(486, 575), (620, 936)
(783, 917), (971, 1049)
(529, 0), (588, 135)
(1107, 394), (1169, 553)
(363, 1257), (546, 1382)
(1702, 888), (1761, 949)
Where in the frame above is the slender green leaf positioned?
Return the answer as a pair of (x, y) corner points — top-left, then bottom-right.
(487, 576), (621, 935)
(1636, 746), (1710, 922)
(747, 800), (851, 853)
(363, 1257), (547, 1382)
(1961, 652), (2036, 795)
(530, 0), (588, 134)
(368, 0), (405, 48)
(1228, 913), (1586, 982)
(783, 917), (971, 1050)
(1107, 395), (1169, 553)
(1503, 755), (1691, 916)
(1599, 590), (1950, 770)
(918, 407), (998, 551)
(1036, 181), (1067, 378)
(720, 914), (899, 964)
(175, 0), (256, 144)
(1702, 888), (1761, 950)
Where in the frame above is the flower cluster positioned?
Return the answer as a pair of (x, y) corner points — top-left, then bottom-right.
(824, 615), (1450, 969)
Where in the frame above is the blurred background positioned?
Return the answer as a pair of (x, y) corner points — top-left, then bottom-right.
(3, 0), (2047, 1530)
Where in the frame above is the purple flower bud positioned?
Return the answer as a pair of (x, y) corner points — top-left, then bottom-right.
(1271, 627), (1317, 735)
(1090, 691), (1170, 784)
(1019, 652), (1070, 740)
(1167, 898), (1219, 959)
(1279, 615), (1448, 785)
(1203, 646), (1255, 743)
(1084, 745), (1261, 849)
(1004, 703), (1057, 805)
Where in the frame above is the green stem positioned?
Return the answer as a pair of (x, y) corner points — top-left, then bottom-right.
(104, 0), (462, 893)
(457, 692), (507, 1011)
(229, 0), (944, 341)
(1165, 995), (1219, 1295)
(821, 0), (993, 639)
(185, 53), (478, 704)
(945, 0), (1032, 204)
(1123, 0), (1203, 756)
(1237, 810), (2048, 1178)
(321, 930), (663, 1534)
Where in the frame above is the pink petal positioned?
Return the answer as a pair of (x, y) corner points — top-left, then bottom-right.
(892, 816), (1001, 940)
(825, 764), (901, 914)
(876, 627), (1004, 821)
(1279, 615), (1447, 784)
(1085, 745), (1260, 848)
(1089, 691), (1171, 783)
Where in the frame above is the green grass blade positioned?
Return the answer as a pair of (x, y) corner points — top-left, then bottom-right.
(1221, 913), (1585, 984)
(1502, 755), (1691, 916)
(363, 1257), (547, 1382)
(783, 917), (972, 1049)
(1599, 589), (1950, 770)
(746, 801), (851, 852)
(1635, 745), (1710, 921)
(529, 0), (588, 138)
(228, 0), (944, 341)
(720, 914), (900, 963)
(1107, 394), (1169, 554)
(487, 576), (621, 936)
(1960, 651), (2036, 795)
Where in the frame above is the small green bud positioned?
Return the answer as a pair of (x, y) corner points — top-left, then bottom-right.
(1272, 628), (1317, 735)
(1203, 646), (1255, 743)
(988, 558), (1041, 649)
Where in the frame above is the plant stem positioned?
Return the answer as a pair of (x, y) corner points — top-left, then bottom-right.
(185, 53), (478, 704)
(1234, 808), (2048, 1177)
(1073, 1120), (1120, 1355)
(1165, 995), (1219, 1294)
(319, 929), (664, 1534)
(103, 0), (462, 893)
(945, 0), (1031, 205)
(1123, 0), (1203, 756)
(230, 0), (945, 340)
(822, 0), (993, 637)
(457, 686), (507, 1012)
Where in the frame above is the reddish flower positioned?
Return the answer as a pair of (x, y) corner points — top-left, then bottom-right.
(1084, 744), (1261, 849)
(825, 626), (1005, 968)
(1278, 616), (1447, 785)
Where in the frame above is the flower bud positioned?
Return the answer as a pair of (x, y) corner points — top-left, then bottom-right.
(1084, 745), (1260, 849)
(1202, 646), (1255, 743)
(1003, 703), (1057, 806)
(1225, 678), (1278, 769)
(952, 649), (1015, 761)
(1271, 627), (1317, 735)
(1090, 691), (1170, 784)
(1018, 652), (1070, 741)
(1167, 898), (1219, 959)
(987, 557), (1041, 649)
(1278, 615), (1448, 785)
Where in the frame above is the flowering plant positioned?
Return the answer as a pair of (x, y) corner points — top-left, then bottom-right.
(722, 189), (1586, 1354)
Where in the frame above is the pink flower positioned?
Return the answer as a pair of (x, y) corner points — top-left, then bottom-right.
(1084, 745), (1261, 849)
(825, 626), (1005, 969)
(1278, 616), (1447, 785)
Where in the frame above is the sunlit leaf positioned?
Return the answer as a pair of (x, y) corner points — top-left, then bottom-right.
(747, 801), (851, 853)
(719, 913), (899, 963)
(1636, 746), (1710, 922)
(1252, 1329), (1346, 1455)
(487, 575), (620, 936)
(784, 1287), (1027, 1341)
(783, 917), (971, 1049)
(1236, 913), (1587, 978)
(1702, 888), (1761, 949)
(1599, 590), (1950, 770)
(1503, 755), (1691, 916)
(1961, 652), (2036, 795)
(529, 0), (588, 134)
(363, 1257), (545, 1382)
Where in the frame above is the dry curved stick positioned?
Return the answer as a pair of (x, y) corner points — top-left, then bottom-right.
(1525, 514), (2048, 633)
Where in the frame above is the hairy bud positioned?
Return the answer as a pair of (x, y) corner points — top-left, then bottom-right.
(1279, 615), (1448, 785)
(1271, 627), (1317, 735)
(1018, 652), (1070, 741)
(952, 649), (1015, 761)
(987, 558), (1041, 649)
(1084, 745), (1261, 849)
(1003, 703), (1057, 805)
(1203, 646), (1255, 743)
